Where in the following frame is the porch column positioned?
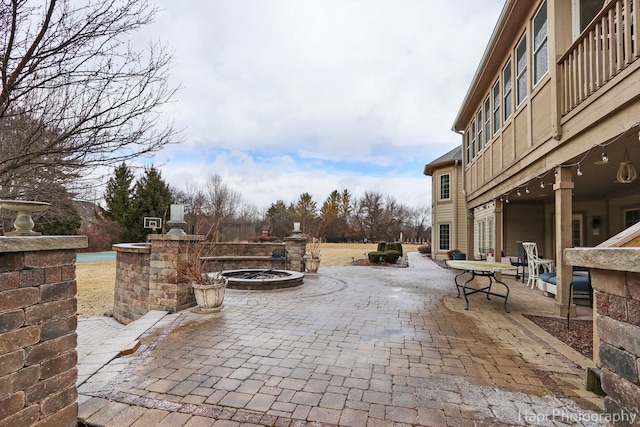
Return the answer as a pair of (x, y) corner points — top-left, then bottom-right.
(553, 167), (574, 317)
(494, 200), (503, 264)
(466, 208), (474, 260)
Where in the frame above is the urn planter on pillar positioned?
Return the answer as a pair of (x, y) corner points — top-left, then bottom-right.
(192, 272), (228, 313)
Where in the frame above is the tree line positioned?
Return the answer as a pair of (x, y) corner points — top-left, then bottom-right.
(101, 164), (431, 245)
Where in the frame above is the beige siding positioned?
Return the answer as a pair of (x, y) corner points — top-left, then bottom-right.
(514, 108), (528, 158)
(531, 83), (553, 144)
(503, 202), (546, 256)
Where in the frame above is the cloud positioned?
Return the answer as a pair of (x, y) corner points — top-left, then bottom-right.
(133, 0), (504, 209)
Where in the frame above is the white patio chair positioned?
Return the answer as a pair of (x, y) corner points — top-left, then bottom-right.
(521, 242), (554, 289)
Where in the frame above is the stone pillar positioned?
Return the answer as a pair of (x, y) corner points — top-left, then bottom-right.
(284, 235), (307, 273)
(554, 167), (574, 317)
(113, 235), (203, 324)
(565, 247), (640, 425)
(0, 235), (87, 427)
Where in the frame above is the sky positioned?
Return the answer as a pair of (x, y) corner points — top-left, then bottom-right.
(133, 0), (505, 211)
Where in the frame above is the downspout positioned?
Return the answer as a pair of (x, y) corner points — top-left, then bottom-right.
(453, 129), (467, 257)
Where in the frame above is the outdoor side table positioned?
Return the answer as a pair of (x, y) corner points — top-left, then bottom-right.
(445, 260), (517, 312)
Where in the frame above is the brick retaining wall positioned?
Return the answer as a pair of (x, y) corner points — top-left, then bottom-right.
(0, 236), (87, 427)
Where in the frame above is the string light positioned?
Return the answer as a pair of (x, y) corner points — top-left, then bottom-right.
(492, 121), (639, 203)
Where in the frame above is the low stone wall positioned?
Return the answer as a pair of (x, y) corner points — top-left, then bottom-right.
(565, 248), (640, 425)
(113, 236), (308, 324)
(0, 236), (87, 427)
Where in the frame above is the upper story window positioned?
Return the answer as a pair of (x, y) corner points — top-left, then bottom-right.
(465, 130), (470, 166)
(503, 60), (512, 121)
(492, 80), (501, 135)
(516, 34), (528, 105)
(471, 120), (477, 158)
(483, 96), (491, 145)
(533, 1), (548, 85)
(476, 111), (483, 152)
(574, 0), (606, 38)
(439, 173), (451, 200)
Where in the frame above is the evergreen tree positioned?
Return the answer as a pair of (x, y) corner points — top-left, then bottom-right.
(104, 163), (135, 226)
(126, 166), (173, 242)
(292, 192), (318, 235)
(266, 200), (293, 238)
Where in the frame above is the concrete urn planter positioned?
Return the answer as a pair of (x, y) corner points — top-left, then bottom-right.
(305, 258), (321, 273)
(192, 273), (228, 313)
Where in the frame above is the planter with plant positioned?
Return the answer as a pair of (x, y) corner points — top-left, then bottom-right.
(174, 238), (228, 313)
(304, 240), (321, 273)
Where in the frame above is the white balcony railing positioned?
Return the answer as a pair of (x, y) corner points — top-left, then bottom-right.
(559, 0), (639, 115)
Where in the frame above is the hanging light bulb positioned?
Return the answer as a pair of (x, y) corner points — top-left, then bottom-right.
(505, 196), (509, 203)
(525, 186), (530, 194)
(602, 152), (609, 163)
(576, 164), (583, 176)
(540, 181), (545, 189)
(516, 189), (521, 196)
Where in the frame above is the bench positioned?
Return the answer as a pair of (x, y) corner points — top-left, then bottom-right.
(537, 270), (592, 306)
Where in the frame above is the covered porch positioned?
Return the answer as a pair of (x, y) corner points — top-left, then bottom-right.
(469, 122), (640, 316)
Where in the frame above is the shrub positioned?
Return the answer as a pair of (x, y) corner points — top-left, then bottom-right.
(385, 242), (403, 256)
(368, 251), (385, 263)
(418, 244), (431, 255)
(385, 250), (401, 264)
(376, 242), (387, 252)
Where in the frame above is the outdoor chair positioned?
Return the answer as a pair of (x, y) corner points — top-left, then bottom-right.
(509, 241), (527, 283)
(271, 248), (290, 270)
(522, 242), (554, 289)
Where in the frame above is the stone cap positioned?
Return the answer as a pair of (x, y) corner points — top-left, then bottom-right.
(564, 247), (640, 273)
(0, 236), (88, 253)
(113, 242), (151, 253)
(147, 234), (205, 242)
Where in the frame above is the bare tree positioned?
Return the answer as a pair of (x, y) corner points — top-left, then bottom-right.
(0, 0), (178, 198)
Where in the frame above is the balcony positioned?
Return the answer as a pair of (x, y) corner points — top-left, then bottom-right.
(559, 0), (639, 115)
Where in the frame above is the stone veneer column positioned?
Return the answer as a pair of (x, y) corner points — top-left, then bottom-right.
(113, 235), (203, 324)
(0, 235), (87, 427)
(565, 248), (640, 425)
(284, 235), (307, 272)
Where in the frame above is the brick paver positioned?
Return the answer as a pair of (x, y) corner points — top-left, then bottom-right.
(78, 253), (605, 426)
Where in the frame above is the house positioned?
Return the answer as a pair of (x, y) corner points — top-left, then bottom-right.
(423, 146), (467, 261)
(451, 0), (640, 317)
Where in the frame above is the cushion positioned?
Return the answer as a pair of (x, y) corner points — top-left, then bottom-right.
(538, 272), (590, 291)
(540, 272), (556, 284)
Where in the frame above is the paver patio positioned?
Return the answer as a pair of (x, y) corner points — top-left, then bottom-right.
(77, 253), (605, 426)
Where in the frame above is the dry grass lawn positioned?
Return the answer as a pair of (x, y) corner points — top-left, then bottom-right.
(75, 242), (423, 317)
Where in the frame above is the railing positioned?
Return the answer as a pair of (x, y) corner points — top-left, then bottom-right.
(559, 0), (639, 115)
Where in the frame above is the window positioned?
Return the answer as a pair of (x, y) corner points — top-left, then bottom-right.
(478, 220), (486, 254)
(484, 96), (491, 145)
(439, 173), (451, 200)
(516, 35), (528, 105)
(476, 111), (483, 152)
(492, 80), (501, 134)
(471, 120), (476, 158)
(439, 224), (450, 251)
(625, 209), (640, 228)
(533, 1), (548, 85)
(465, 130), (470, 165)
(575, 0), (606, 37)
(503, 60), (512, 121)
